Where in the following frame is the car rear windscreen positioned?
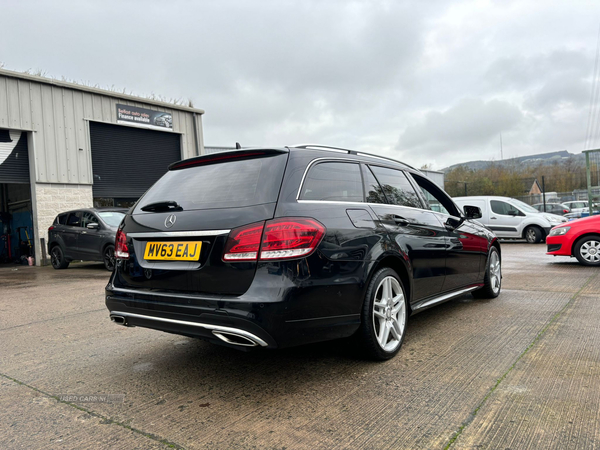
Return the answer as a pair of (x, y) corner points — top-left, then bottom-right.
(98, 211), (126, 227)
(134, 153), (288, 212)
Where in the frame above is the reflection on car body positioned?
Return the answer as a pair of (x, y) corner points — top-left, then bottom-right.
(106, 145), (502, 360)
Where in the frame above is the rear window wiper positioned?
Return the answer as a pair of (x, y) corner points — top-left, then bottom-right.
(140, 201), (183, 212)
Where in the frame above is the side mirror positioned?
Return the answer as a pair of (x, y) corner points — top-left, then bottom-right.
(445, 216), (463, 230)
(87, 222), (99, 230)
(463, 205), (482, 219)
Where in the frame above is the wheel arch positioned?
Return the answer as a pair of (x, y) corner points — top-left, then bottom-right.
(365, 254), (413, 313)
(48, 240), (66, 257)
(571, 232), (600, 256)
(522, 224), (544, 240)
(101, 240), (115, 254)
(490, 238), (501, 259)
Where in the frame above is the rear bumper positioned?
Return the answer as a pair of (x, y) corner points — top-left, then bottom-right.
(105, 262), (366, 349)
(107, 308), (271, 347)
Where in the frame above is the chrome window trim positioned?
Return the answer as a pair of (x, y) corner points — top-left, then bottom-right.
(296, 157), (363, 201)
(128, 230), (230, 238)
(296, 199), (428, 213)
(296, 157), (416, 202)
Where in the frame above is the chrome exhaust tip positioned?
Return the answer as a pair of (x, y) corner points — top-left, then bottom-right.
(212, 330), (259, 347)
(110, 315), (127, 326)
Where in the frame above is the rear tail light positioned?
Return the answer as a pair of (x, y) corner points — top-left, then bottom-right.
(563, 209), (569, 214)
(115, 229), (129, 259)
(222, 222), (264, 261)
(48, 226), (55, 232)
(223, 218), (325, 262)
(260, 218), (325, 259)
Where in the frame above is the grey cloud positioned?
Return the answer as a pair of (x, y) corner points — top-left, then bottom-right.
(2, 0), (600, 168)
(396, 98), (523, 156)
(525, 75), (591, 111)
(484, 50), (590, 91)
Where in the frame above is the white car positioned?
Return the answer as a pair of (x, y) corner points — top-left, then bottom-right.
(453, 196), (568, 243)
(562, 201), (589, 218)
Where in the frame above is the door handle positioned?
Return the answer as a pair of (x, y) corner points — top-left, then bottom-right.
(490, 216), (497, 220)
(393, 215), (409, 226)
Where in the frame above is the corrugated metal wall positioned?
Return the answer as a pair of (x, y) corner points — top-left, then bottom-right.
(0, 72), (203, 185)
(0, 130), (29, 183)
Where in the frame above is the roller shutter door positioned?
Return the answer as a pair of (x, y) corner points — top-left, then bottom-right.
(0, 130), (30, 184)
(90, 122), (181, 198)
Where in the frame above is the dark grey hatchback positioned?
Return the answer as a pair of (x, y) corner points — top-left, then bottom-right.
(48, 208), (127, 271)
(106, 146), (501, 360)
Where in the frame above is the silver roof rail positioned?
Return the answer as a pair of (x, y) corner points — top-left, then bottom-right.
(291, 144), (357, 153)
(288, 144), (419, 172)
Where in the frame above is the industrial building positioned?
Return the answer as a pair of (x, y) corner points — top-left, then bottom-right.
(0, 68), (204, 265)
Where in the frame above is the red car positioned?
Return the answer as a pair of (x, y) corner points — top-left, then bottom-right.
(546, 215), (600, 266)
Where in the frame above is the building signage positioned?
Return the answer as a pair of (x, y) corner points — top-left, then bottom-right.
(116, 104), (173, 131)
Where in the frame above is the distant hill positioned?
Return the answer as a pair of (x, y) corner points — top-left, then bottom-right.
(442, 150), (584, 172)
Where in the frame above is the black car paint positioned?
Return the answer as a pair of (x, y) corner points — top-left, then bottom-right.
(106, 148), (498, 349)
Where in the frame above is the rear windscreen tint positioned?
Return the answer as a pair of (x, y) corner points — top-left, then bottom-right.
(134, 154), (288, 212)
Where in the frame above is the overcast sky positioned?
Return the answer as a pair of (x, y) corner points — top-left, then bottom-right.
(2, 0), (600, 169)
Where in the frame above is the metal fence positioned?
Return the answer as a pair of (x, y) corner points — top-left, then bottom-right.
(514, 187), (600, 206)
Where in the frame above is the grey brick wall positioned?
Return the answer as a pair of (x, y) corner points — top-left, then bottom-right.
(34, 183), (93, 264)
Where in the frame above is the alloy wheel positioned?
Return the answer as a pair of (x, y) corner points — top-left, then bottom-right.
(580, 240), (600, 263)
(104, 246), (115, 271)
(489, 250), (501, 294)
(372, 276), (406, 352)
(51, 247), (61, 268)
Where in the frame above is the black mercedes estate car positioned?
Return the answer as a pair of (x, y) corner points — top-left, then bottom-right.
(106, 145), (501, 360)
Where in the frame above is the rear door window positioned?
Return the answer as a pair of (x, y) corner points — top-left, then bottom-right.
(135, 154), (288, 212)
(300, 162), (363, 202)
(56, 214), (68, 225)
(368, 166), (422, 209)
(98, 211), (125, 227)
(364, 166), (387, 204)
(410, 173), (458, 216)
(66, 212), (82, 227)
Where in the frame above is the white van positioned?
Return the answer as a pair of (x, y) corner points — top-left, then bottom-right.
(453, 196), (567, 243)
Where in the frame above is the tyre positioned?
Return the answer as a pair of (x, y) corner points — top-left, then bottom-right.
(524, 226), (542, 244)
(103, 245), (115, 271)
(473, 246), (501, 299)
(357, 268), (408, 361)
(50, 245), (69, 270)
(574, 236), (600, 266)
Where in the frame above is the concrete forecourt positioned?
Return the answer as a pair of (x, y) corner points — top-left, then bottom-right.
(0, 242), (598, 449)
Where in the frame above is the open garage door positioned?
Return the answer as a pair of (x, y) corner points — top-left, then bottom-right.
(89, 122), (181, 205)
(0, 130), (30, 184)
(0, 130), (34, 263)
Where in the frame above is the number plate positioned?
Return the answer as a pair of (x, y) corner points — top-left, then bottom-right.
(144, 241), (202, 261)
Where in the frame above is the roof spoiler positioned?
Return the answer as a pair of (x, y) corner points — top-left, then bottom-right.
(168, 148), (288, 171)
